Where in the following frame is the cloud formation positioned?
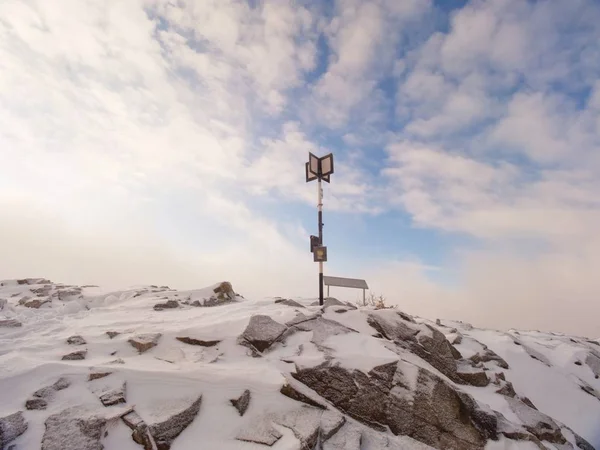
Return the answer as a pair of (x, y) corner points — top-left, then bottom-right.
(1, 0), (599, 337)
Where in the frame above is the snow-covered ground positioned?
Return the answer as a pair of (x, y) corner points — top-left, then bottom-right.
(1, 278), (599, 450)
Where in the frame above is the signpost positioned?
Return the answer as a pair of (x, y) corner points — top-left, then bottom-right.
(305, 152), (334, 306)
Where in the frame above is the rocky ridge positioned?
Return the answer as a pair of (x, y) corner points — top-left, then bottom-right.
(0, 278), (598, 449)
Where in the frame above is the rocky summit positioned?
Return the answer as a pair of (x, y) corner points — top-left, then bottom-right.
(0, 278), (599, 449)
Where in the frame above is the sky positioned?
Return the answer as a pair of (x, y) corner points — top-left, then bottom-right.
(1, 0), (599, 337)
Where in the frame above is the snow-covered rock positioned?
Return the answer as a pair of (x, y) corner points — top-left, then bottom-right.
(0, 411), (27, 448)
(0, 279), (598, 450)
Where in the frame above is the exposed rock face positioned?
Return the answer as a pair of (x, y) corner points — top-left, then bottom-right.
(323, 423), (362, 450)
(26, 398), (48, 410)
(21, 298), (50, 308)
(292, 360), (498, 450)
(506, 397), (565, 444)
(280, 382), (325, 409)
(176, 337), (220, 347)
(148, 396), (202, 450)
(585, 353), (600, 377)
(239, 315), (287, 353)
(230, 389), (251, 416)
(88, 372), (112, 381)
(0, 412), (28, 449)
(41, 408), (106, 450)
(236, 416), (282, 446)
(0, 319), (21, 327)
(62, 350), (87, 360)
(67, 335), (86, 345)
(106, 331), (120, 339)
(457, 362), (490, 387)
(213, 281), (235, 301)
(496, 381), (518, 398)
(469, 347), (510, 370)
(99, 383), (127, 406)
(154, 300), (179, 311)
(367, 312), (463, 384)
(275, 299), (306, 308)
(129, 333), (161, 353)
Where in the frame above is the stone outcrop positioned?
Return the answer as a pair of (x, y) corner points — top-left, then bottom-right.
(0, 411), (28, 449)
(292, 360), (499, 450)
(275, 299), (306, 308)
(505, 397), (565, 445)
(99, 383), (126, 406)
(154, 300), (179, 311)
(230, 389), (251, 416)
(367, 311), (463, 384)
(41, 408), (105, 450)
(176, 337), (220, 347)
(62, 350), (87, 360)
(0, 319), (21, 327)
(239, 315), (287, 353)
(129, 333), (161, 353)
(67, 335), (86, 345)
(149, 396), (202, 450)
(122, 396), (202, 450)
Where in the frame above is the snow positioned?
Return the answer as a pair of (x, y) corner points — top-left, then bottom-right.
(2, 280), (600, 449)
(322, 333), (399, 373)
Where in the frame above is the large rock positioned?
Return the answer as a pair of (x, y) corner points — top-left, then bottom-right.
(176, 337), (220, 347)
(154, 300), (179, 311)
(26, 398), (48, 410)
(41, 408), (106, 450)
(239, 315), (287, 353)
(505, 397), (566, 444)
(129, 333), (161, 353)
(0, 319), (21, 328)
(67, 335), (86, 345)
(148, 396), (202, 450)
(230, 390), (251, 416)
(275, 299), (306, 308)
(367, 312), (462, 383)
(293, 360), (497, 450)
(99, 383), (126, 406)
(236, 416), (282, 446)
(0, 412), (28, 449)
(470, 347), (510, 370)
(457, 362), (490, 387)
(62, 350), (87, 360)
(585, 353), (600, 377)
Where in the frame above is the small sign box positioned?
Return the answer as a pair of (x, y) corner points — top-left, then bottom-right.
(313, 246), (328, 262)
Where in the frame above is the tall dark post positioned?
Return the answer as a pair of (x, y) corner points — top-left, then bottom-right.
(305, 152), (333, 307)
(318, 179), (324, 306)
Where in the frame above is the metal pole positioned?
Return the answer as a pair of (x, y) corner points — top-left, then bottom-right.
(318, 179), (324, 306)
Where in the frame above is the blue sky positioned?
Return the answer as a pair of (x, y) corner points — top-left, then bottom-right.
(1, 0), (600, 336)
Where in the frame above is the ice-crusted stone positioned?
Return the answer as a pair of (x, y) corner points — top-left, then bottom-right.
(275, 299), (306, 308)
(129, 333), (161, 353)
(99, 383), (126, 406)
(293, 360), (496, 450)
(0, 411), (28, 449)
(148, 395), (202, 449)
(176, 336), (220, 347)
(274, 406), (322, 449)
(506, 397), (566, 444)
(230, 389), (251, 416)
(323, 423), (361, 450)
(67, 335), (86, 345)
(236, 416), (282, 446)
(585, 353), (600, 377)
(41, 407), (105, 450)
(89, 372), (112, 381)
(319, 410), (345, 441)
(153, 300), (179, 311)
(0, 319), (21, 328)
(26, 398), (48, 410)
(367, 312), (462, 383)
(62, 350), (87, 360)
(239, 315), (287, 352)
(457, 361), (490, 387)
